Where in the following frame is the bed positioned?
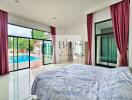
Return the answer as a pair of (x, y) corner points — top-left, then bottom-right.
(31, 64), (132, 100)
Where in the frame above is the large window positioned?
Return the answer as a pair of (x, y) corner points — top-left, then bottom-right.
(95, 20), (117, 68)
(33, 29), (50, 39)
(8, 24), (52, 71)
(44, 41), (52, 64)
(8, 24), (32, 38)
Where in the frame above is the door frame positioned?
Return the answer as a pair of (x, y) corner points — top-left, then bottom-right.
(94, 19), (116, 68)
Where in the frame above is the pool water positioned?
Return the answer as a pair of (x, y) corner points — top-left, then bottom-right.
(9, 55), (41, 63)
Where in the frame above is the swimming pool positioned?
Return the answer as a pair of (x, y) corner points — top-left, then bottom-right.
(9, 55), (41, 63)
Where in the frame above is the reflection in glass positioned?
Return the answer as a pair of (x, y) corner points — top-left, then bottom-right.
(44, 41), (52, 64)
(95, 20), (117, 67)
(8, 37), (14, 71)
(9, 69), (30, 100)
(30, 39), (43, 68)
(18, 38), (29, 69)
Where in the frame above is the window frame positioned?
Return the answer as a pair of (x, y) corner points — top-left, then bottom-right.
(95, 19), (116, 68)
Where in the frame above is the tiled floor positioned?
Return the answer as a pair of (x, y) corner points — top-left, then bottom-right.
(0, 64), (69, 100)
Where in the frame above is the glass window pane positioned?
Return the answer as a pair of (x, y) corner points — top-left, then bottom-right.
(18, 38), (29, 69)
(96, 36), (108, 66)
(13, 38), (18, 70)
(8, 24), (32, 38)
(30, 39), (43, 68)
(101, 35), (109, 62)
(44, 41), (52, 64)
(33, 30), (50, 39)
(96, 20), (113, 34)
(8, 37), (14, 71)
(109, 34), (117, 63)
(95, 20), (117, 67)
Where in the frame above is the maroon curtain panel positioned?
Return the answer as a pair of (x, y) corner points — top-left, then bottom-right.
(87, 13), (93, 65)
(50, 26), (56, 64)
(0, 10), (9, 75)
(110, 0), (130, 66)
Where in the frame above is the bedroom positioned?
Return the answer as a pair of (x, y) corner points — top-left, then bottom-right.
(0, 0), (132, 100)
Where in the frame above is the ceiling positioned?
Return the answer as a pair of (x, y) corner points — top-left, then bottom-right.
(0, 0), (121, 29)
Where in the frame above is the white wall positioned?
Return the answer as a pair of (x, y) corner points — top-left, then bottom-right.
(56, 28), (66, 63)
(56, 28), (66, 35)
(129, 0), (132, 67)
(66, 21), (87, 36)
(8, 13), (50, 32)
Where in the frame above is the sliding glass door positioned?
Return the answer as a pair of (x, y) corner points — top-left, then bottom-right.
(8, 37), (18, 71)
(44, 40), (52, 64)
(8, 24), (52, 71)
(13, 37), (18, 71)
(30, 39), (43, 68)
(95, 20), (117, 68)
(8, 37), (14, 71)
(8, 37), (53, 71)
(8, 37), (30, 71)
(18, 38), (30, 69)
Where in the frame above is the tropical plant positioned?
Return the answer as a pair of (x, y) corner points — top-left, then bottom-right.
(33, 30), (48, 39)
(18, 38), (29, 50)
(8, 38), (13, 49)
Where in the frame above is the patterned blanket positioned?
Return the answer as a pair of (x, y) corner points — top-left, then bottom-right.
(31, 64), (132, 100)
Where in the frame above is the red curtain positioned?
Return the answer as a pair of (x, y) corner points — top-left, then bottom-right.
(110, 0), (130, 66)
(0, 10), (9, 75)
(87, 13), (93, 65)
(50, 26), (56, 64)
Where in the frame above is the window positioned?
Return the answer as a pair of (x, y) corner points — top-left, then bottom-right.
(95, 20), (117, 68)
(8, 24), (52, 71)
(100, 34), (117, 63)
(33, 29), (50, 39)
(8, 24), (32, 38)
